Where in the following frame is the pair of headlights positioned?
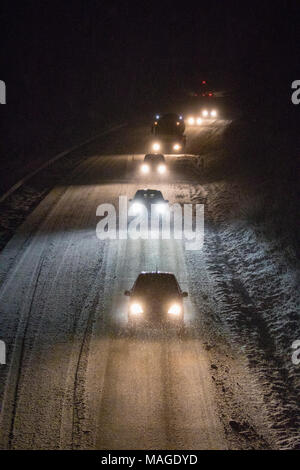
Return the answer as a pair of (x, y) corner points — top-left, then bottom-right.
(187, 117), (202, 126)
(152, 143), (181, 152)
(130, 201), (167, 215)
(141, 163), (166, 174)
(130, 302), (181, 316)
(205, 109), (217, 118)
(187, 110), (218, 125)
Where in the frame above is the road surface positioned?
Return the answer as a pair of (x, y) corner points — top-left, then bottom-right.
(0, 121), (274, 449)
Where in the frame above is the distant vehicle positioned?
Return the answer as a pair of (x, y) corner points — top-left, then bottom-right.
(151, 113), (186, 153)
(190, 80), (214, 98)
(124, 271), (188, 327)
(186, 115), (204, 127)
(186, 108), (218, 126)
(200, 108), (218, 118)
(152, 113), (185, 135)
(150, 135), (186, 153)
(140, 154), (167, 175)
(191, 91), (214, 98)
(129, 189), (168, 215)
(201, 91), (214, 98)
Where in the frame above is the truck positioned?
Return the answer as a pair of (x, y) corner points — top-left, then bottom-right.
(150, 113), (186, 153)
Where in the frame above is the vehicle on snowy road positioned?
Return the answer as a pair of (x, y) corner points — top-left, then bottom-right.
(129, 189), (169, 216)
(151, 113), (185, 135)
(124, 271), (188, 327)
(151, 113), (186, 153)
(186, 108), (218, 126)
(140, 154), (167, 175)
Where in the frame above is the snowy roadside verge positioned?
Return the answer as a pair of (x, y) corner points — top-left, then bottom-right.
(0, 124), (125, 252)
(190, 118), (300, 449)
(203, 182), (300, 449)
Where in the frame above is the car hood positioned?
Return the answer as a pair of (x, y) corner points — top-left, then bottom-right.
(131, 294), (181, 308)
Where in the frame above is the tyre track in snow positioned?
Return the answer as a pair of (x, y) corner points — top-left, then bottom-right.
(67, 155), (133, 449)
(76, 178), (227, 450)
(0, 156), (130, 449)
(7, 255), (46, 449)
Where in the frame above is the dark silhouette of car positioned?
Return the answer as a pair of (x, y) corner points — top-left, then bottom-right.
(151, 113), (186, 153)
(140, 154), (167, 175)
(129, 189), (168, 216)
(124, 271), (188, 327)
(151, 113), (185, 135)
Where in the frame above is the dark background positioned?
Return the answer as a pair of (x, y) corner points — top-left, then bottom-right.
(0, 0), (299, 194)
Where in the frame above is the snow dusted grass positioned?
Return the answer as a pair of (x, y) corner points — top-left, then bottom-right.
(191, 118), (300, 449)
(207, 186), (300, 448)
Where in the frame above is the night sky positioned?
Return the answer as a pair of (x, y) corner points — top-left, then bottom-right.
(2, 1), (299, 106)
(1, 0), (299, 185)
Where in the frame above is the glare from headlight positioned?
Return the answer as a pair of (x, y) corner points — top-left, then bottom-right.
(130, 303), (143, 315)
(210, 109), (217, 117)
(196, 117), (202, 125)
(157, 164), (166, 174)
(141, 163), (150, 173)
(153, 142), (161, 151)
(131, 202), (143, 214)
(173, 143), (181, 151)
(188, 117), (195, 125)
(156, 202), (166, 213)
(168, 303), (181, 315)
(202, 109), (208, 117)
(156, 114), (160, 119)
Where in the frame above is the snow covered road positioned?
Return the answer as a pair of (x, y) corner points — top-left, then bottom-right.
(0, 122), (299, 449)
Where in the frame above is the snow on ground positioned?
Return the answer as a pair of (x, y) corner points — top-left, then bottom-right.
(187, 122), (300, 449)
(0, 121), (299, 449)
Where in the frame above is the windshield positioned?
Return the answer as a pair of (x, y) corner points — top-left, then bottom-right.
(133, 274), (179, 297)
(134, 190), (163, 201)
(144, 154), (164, 162)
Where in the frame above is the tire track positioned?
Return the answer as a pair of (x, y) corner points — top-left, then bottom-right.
(7, 256), (45, 449)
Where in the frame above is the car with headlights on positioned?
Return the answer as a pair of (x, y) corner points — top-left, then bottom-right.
(129, 189), (168, 217)
(150, 135), (186, 154)
(151, 113), (185, 135)
(124, 271), (188, 328)
(186, 115), (203, 126)
(140, 154), (167, 175)
(151, 113), (186, 153)
(200, 108), (218, 119)
(186, 108), (218, 126)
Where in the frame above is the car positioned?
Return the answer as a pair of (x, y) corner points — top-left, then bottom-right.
(151, 113), (186, 153)
(189, 80), (214, 98)
(140, 154), (167, 175)
(186, 108), (218, 126)
(186, 115), (203, 126)
(129, 189), (168, 216)
(151, 113), (185, 136)
(150, 134), (186, 153)
(124, 271), (188, 327)
(200, 108), (218, 118)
